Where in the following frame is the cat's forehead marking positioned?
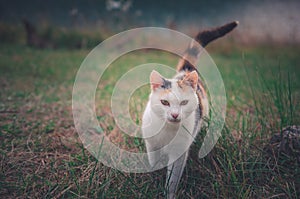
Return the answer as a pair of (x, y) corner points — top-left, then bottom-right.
(158, 89), (179, 101)
(177, 79), (185, 89)
(161, 78), (172, 89)
(175, 73), (186, 88)
(176, 79), (191, 92)
(159, 88), (171, 96)
(174, 72), (196, 92)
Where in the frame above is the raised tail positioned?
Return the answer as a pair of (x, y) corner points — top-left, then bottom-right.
(177, 21), (238, 72)
(195, 21), (239, 47)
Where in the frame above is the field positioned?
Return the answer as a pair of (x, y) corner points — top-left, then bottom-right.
(1, 42), (299, 198)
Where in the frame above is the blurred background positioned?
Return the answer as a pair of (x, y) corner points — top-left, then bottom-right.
(1, 0), (299, 48)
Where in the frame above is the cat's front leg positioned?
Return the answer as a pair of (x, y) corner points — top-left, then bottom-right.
(166, 152), (189, 199)
(145, 141), (164, 168)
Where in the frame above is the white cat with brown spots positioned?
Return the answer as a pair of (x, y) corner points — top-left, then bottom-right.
(142, 21), (238, 198)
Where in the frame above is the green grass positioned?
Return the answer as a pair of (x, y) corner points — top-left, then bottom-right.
(0, 43), (299, 198)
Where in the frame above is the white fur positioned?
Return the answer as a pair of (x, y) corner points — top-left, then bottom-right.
(142, 72), (204, 199)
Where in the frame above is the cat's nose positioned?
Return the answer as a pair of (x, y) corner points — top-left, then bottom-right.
(171, 113), (179, 119)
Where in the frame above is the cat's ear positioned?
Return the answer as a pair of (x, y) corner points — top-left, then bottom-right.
(183, 71), (198, 90)
(150, 70), (164, 91)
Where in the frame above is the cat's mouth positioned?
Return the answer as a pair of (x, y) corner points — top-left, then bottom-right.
(167, 118), (181, 123)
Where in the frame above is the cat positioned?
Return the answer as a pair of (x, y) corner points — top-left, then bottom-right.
(142, 21), (238, 199)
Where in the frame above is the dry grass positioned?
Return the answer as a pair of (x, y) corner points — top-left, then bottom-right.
(0, 43), (299, 198)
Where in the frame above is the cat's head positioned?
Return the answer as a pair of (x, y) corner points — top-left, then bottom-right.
(149, 70), (199, 124)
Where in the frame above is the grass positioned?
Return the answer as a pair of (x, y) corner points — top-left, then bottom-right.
(0, 42), (299, 198)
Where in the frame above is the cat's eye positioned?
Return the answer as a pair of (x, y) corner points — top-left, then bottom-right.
(180, 100), (189, 105)
(161, 100), (170, 106)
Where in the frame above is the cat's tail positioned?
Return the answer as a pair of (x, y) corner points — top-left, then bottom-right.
(177, 21), (238, 72)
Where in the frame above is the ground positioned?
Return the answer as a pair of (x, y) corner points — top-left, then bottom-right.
(0, 43), (299, 198)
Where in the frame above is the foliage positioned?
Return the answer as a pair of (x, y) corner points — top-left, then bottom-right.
(0, 21), (105, 49)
